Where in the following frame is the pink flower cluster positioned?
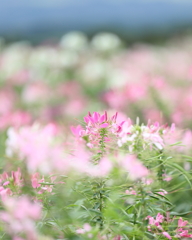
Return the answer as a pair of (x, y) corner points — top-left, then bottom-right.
(31, 172), (63, 195)
(146, 213), (192, 239)
(119, 154), (149, 180)
(6, 123), (67, 174)
(175, 218), (192, 238)
(72, 111), (178, 154)
(118, 119), (176, 152)
(0, 196), (41, 240)
(0, 168), (23, 200)
(76, 223), (92, 235)
(71, 111), (121, 148)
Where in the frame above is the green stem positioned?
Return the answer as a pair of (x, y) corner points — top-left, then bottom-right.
(99, 128), (107, 157)
(157, 153), (167, 214)
(99, 181), (104, 229)
(158, 151), (165, 183)
(91, 127), (108, 229)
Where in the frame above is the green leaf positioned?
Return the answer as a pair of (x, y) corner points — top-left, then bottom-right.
(166, 180), (186, 192)
(170, 211), (192, 216)
(39, 182), (55, 185)
(182, 155), (192, 160)
(93, 202), (101, 210)
(88, 209), (102, 215)
(149, 195), (173, 206)
(169, 141), (183, 146)
(151, 156), (172, 169)
(153, 192), (171, 202)
(167, 162), (192, 188)
(66, 204), (79, 208)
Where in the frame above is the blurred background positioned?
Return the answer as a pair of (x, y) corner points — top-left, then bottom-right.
(0, 0), (192, 131)
(1, 0), (192, 44)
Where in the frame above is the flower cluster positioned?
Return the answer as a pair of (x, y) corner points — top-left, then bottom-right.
(146, 214), (192, 239)
(5, 123), (67, 174)
(118, 120), (176, 152)
(0, 30), (192, 239)
(0, 168), (23, 200)
(0, 196), (41, 240)
(71, 111), (120, 149)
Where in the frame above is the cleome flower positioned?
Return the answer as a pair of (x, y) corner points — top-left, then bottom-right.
(5, 123), (68, 175)
(118, 120), (176, 152)
(0, 196), (41, 240)
(146, 214), (192, 239)
(71, 111), (122, 148)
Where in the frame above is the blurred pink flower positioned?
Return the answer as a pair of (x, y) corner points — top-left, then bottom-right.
(178, 217), (188, 228)
(76, 223), (92, 234)
(70, 147), (112, 177)
(121, 155), (149, 180)
(0, 111), (31, 130)
(0, 196), (41, 239)
(9, 70), (30, 85)
(125, 83), (147, 102)
(0, 89), (15, 115)
(6, 123), (68, 174)
(70, 125), (84, 138)
(162, 231), (172, 239)
(146, 213), (164, 231)
(125, 188), (136, 195)
(22, 82), (51, 104)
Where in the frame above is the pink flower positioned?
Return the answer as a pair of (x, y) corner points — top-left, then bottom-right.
(142, 131), (164, 150)
(89, 157), (112, 177)
(76, 223), (91, 234)
(12, 168), (23, 187)
(163, 174), (172, 182)
(125, 188), (137, 195)
(121, 155), (149, 180)
(0, 89), (15, 115)
(178, 217), (188, 228)
(142, 178), (153, 185)
(22, 82), (51, 104)
(70, 125), (84, 137)
(84, 111), (118, 126)
(0, 196), (41, 239)
(0, 111), (31, 130)
(176, 229), (192, 238)
(162, 231), (172, 239)
(0, 169), (23, 198)
(104, 90), (126, 109)
(146, 213), (164, 231)
(6, 124), (68, 174)
(157, 189), (168, 196)
(113, 236), (122, 240)
(156, 213), (164, 224)
(125, 83), (146, 102)
(31, 173), (43, 189)
(0, 187), (12, 201)
(13, 237), (25, 240)
(71, 147), (112, 177)
(64, 98), (86, 116)
(76, 111), (123, 148)
(179, 130), (192, 153)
